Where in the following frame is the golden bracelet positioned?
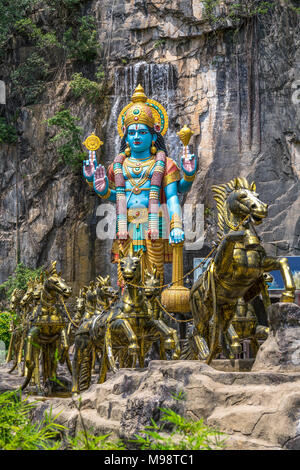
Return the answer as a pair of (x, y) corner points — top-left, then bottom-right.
(183, 172), (196, 182)
(98, 187), (111, 200)
(170, 213), (182, 231)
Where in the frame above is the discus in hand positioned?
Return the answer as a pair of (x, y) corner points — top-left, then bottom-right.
(83, 132), (104, 164)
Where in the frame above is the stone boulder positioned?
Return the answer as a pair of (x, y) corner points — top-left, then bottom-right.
(253, 303), (300, 372)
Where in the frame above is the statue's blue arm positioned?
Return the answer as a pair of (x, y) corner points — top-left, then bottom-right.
(164, 181), (184, 244)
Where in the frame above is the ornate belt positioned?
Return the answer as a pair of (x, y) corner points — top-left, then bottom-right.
(127, 207), (149, 225)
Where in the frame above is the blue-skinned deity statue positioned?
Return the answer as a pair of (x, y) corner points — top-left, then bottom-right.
(83, 84), (197, 285)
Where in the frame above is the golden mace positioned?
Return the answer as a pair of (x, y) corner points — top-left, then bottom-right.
(161, 126), (194, 315)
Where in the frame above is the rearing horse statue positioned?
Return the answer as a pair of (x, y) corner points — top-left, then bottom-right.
(188, 177), (295, 363)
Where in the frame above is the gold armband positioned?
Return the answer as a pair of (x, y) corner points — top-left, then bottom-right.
(183, 172), (196, 182)
(86, 179), (93, 188)
(170, 213), (183, 231)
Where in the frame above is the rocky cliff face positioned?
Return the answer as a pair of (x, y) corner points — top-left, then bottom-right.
(0, 0), (299, 293)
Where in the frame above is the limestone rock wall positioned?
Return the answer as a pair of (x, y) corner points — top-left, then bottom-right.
(0, 1), (299, 293)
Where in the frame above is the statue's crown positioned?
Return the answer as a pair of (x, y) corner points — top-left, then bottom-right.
(124, 84), (154, 129)
(118, 84), (168, 137)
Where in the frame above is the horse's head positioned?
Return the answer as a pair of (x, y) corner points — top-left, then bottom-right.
(96, 275), (118, 303)
(119, 247), (143, 284)
(227, 179), (268, 224)
(85, 281), (98, 309)
(144, 267), (160, 300)
(20, 280), (35, 308)
(10, 288), (25, 311)
(32, 273), (44, 302)
(44, 261), (72, 299)
(212, 177), (268, 238)
(75, 287), (87, 313)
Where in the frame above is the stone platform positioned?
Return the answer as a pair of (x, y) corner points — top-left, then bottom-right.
(1, 360), (300, 450)
(2, 303), (300, 450)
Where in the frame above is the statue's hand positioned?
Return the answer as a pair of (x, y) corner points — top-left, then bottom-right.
(83, 151), (97, 181)
(94, 164), (108, 194)
(181, 151), (197, 175)
(148, 229), (159, 241)
(170, 228), (185, 244)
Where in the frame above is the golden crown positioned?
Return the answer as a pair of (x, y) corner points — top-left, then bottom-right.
(117, 84), (168, 138)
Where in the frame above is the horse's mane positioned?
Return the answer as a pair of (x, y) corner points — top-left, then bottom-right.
(211, 177), (254, 240)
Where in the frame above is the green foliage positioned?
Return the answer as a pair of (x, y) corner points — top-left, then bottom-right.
(0, 0), (39, 51)
(67, 430), (126, 450)
(46, 0), (87, 9)
(14, 18), (58, 50)
(70, 73), (102, 102)
(46, 108), (85, 169)
(283, 0), (300, 13)
(0, 118), (17, 144)
(228, 1), (274, 19)
(132, 407), (226, 450)
(95, 65), (105, 82)
(0, 262), (43, 301)
(63, 15), (99, 62)
(203, 0), (274, 24)
(0, 389), (226, 450)
(154, 38), (166, 48)
(204, 207), (212, 217)
(0, 311), (15, 348)
(11, 52), (49, 105)
(203, 0), (220, 24)
(0, 391), (65, 450)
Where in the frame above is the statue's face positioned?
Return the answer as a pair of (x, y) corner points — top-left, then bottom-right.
(126, 123), (156, 154)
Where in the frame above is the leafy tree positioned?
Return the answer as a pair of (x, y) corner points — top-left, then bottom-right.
(70, 71), (104, 102)
(14, 18), (58, 50)
(0, 311), (15, 348)
(10, 52), (49, 105)
(46, 108), (85, 169)
(0, 118), (17, 144)
(63, 15), (99, 62)
(0, 0), (39, 51)
(0, 262), (43, 301)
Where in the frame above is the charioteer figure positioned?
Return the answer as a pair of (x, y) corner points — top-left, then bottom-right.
(83, 84), (197, 286)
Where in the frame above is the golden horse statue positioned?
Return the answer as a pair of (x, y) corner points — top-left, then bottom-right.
(71, 250), (180, 395)
(7, 275), (44, 376)
(187, 177), (295, 363)
(21, 262), (72, 393)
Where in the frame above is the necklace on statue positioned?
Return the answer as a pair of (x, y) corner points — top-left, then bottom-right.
(124, 158), (156, 195)
(127, 155), (155, 175)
